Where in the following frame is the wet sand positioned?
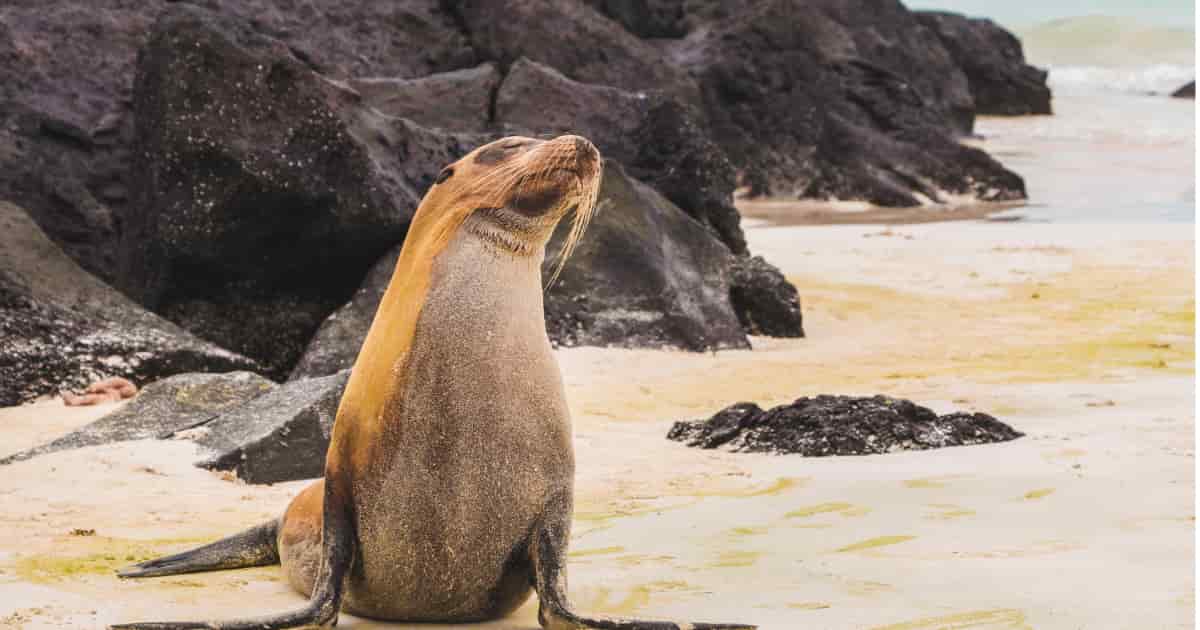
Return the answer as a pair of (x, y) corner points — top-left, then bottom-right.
(0, 221), (1192, 629)
(735, 198), (1023, 227)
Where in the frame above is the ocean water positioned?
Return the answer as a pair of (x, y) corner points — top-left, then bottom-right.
(909, 0), (1196, 222)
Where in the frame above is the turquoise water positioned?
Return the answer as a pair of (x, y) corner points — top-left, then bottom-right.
(910, 0), (1195, 223)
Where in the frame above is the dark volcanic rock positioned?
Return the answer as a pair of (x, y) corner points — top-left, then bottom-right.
(582, 0), (691, 38)
(122, 5), (481, 378)
(1, 366), (350, 484)
(0, 2), (156, 278)
(0, 371), (274, 464)
(449, 0), (696, 100)
(629, 98), (746, 255)
(0, 0), (474, 282)
(289, 245), (400, 379)
(192, 0), (476, 79)
(0, 201), (261, 407)
(347, 63), (501, 131)
(496, 58), (746, 254)
(496, 58), (646, 163)
(668, 395), (1022, 455)
(193, 370), (349, 483)
(673, 0), (1025, 204)
(544, 161), (748, 351)
(917, 11), (1052, 116)
(728, 256), (804, 338)
(584, 0), (753, 40)
(1171, 81), (1195, 99)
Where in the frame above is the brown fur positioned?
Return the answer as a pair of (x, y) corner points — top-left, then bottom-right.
(281, 134), (600, 620)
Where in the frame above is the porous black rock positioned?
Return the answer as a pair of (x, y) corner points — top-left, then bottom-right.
(668, 395), (1022, 455)
(728, 256), (804, 338)
(495, 57), (746, 254)
(0, 1), (158, 278)
(448, 0), (697, 101)
(0, 371), (275, 464)
(673, 0), (1026, 204)
(0, 0), (474, 282)
(347, 63), (501, 131)
(917, 11), (1052, 116)
(288, 245), (402, 379)
(544, 161), (749, 351)
(121, 4), (482, 377)
(0, 201), (261, 407)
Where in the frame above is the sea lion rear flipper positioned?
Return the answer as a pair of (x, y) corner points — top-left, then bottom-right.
(110, 481), (356, 629)
(531, 492), (758, 630)
(117, 519), (280, 578)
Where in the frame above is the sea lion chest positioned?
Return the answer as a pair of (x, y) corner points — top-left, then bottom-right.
(345, 232), (574, 621)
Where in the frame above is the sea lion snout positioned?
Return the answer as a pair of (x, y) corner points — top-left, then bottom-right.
(505, 135), (601, 220)
(425, 134), (602, 264)
(545, 134), (600, 179)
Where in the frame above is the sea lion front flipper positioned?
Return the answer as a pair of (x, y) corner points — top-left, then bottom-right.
(531, 492), (758, 630)
(109, 480), (356, 630)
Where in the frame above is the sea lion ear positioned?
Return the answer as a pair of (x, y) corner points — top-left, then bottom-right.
(435, 167), (455, 185)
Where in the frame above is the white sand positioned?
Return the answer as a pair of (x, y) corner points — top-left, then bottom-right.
(0, 221), (1192, 629)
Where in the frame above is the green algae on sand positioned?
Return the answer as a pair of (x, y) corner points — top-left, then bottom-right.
(835, 535), (917, 553)
(14, 536), (210, 583)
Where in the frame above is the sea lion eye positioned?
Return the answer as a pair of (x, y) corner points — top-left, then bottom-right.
(436, 167), (454, 184)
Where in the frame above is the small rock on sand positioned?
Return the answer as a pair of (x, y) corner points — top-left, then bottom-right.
(667, 395), (1022, 456)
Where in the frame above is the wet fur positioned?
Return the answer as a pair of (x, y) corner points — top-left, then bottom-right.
(111, 136), (754, 630)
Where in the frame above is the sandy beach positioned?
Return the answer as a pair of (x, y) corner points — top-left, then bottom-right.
(0, 219), (1191, 629)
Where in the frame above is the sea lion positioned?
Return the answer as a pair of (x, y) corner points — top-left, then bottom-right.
(110, 135), (755, 630)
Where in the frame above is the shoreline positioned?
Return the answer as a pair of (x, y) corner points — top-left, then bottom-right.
(735, 197), (1026, 227)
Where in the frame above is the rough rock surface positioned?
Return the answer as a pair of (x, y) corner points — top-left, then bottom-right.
(2, 369), (350, 485)
(544, 162), (748, 351)
(0, 371), (274, 464)
(728, 256), (804, 338)
(449, 0), (696, 101)
(192, 0), (475, 80)
(2, 0), (1043, 378)
(0, 201), (261, 406)
(495, 58), (746, 253)
(192, 370), (349, 483)
(122, 5), (481, 377)
(581, 0), (716, 39)
(917, 11), (1052, 116)
(1171, 81), (1195, 99)
(289, 245), (401, 379)
(0, 0), (473, 282)
(347, 63), (501, 131)
(668, 395), (1022, 455)
(671, 0), (1026, 203)
(0, 2), (156, 279)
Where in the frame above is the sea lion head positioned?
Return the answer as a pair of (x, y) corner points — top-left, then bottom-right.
(421, 134), (603, 279)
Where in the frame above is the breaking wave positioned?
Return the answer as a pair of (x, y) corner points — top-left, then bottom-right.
(1016, 16), (1194, 94)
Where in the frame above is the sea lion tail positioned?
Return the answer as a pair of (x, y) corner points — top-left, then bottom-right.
(116, 519), (280, 579)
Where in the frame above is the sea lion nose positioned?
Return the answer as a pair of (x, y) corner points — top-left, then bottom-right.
(571, 136), (593, 155)
(558, 134), (600, 173)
